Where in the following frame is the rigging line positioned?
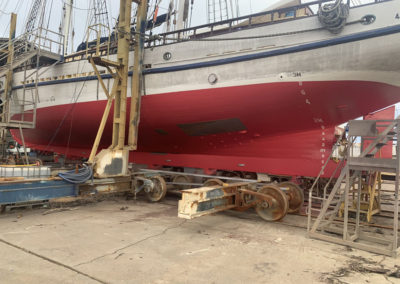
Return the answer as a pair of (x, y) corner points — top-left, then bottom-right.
(2, 19), (9, 37)
(249, 0), (252, 15)
(60, 0), (92, 11)
(0, 9), (11, 15)
(188, 0), (194, 28)
(1, 0), (10, 14)
(43, 79), (87, 151)
(82, 0), (93, 43)
(44, 60), (89, 150)
(21, 1), (31, 35)
(150, 0), (163, 30)
(1, 0), (22, 37)
(46, 0), (54, 31)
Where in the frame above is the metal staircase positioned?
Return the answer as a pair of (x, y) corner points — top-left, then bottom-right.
(307, 119), (400, 257)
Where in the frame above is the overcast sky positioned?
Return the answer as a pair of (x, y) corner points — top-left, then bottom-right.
(0, 0), (283, 47)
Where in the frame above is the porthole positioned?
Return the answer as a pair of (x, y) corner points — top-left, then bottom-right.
(208, 73), (218, 84)
(163, 52), (172, 61)
(361, 14), (376, 25)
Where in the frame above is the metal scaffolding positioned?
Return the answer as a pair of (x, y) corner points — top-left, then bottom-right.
(307, 119), (400, 257)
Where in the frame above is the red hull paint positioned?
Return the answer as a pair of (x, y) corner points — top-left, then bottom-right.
(11, 81), (400, 177)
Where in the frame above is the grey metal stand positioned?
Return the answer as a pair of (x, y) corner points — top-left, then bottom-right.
(308, 119), (400, 257)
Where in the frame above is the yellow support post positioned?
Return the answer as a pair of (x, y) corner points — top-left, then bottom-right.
(128, 0), (148, 149)
(3, 13), (17, 124)
(111, 0), (132, 150)
(87, 57), (118, 163)
(87, 0), (148, 177)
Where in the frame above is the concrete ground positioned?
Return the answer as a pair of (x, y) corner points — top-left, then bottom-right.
(0, 195), (399, 284)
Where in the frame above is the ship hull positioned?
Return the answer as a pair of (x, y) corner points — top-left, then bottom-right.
(7, 0), (400, 178)
(11, 79), (400, 177)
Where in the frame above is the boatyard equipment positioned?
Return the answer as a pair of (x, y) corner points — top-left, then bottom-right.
(0, 179), (78, 209)
(338, 171), (382, 223)
(87, 0), (148, 178)
(177, 181), (303, 221)
(4, 0), (400, 182)
(308, 119), (400, 257)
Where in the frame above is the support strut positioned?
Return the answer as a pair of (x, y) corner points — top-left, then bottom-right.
(88, 0), (148, 178)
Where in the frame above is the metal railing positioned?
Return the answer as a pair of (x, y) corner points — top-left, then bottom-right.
(0, 27), (64, 129)
(0, 27), (64, 64)
(85, 23), (111, 58)
(145, 0), (389, 46)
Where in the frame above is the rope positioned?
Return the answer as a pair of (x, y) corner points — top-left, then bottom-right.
(60, 0), (92, 11)
(58, 164), (93, 184)
(318, 0), (349, 34)
(144, 18), (363, 43)
(0, 9), (11, 15)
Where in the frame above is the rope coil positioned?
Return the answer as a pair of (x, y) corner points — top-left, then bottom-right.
(318, 0), (349, 34)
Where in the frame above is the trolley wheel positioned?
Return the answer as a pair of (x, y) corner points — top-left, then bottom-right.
(279, 182), (304, 213)
(255, 184), (289, 221)
(203, 178), (224, 187)
(146, 176), (167, 202)
(172, 175), (192, 190)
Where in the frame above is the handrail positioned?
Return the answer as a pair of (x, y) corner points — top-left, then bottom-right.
(308, 118), (399, 209)
(62, 0), (391, 59)
(308, 134), (346, 196)
(0, 27), (64, 61)
(145, 0), (391, 46)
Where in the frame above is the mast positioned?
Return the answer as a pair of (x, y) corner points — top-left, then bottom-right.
(62, 0), (73, 55)
(177, 0), (189, 30)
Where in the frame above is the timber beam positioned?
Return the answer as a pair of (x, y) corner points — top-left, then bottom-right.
(90, 56), (121, 68)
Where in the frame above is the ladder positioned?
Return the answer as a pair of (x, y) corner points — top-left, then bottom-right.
(307, 119), (400, 257)
(207, 0), (229, 23)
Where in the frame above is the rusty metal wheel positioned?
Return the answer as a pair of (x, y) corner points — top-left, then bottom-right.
(255, 184), (289, 221)
(279, 182), (304, 213)
(146, 176), (167, 202)
(203, 178), (224, 187)
(172, 175), (192, 190)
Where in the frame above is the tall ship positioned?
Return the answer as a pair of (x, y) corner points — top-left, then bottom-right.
(1, 0), (400, 182)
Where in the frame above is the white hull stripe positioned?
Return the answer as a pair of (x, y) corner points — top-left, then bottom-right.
(12, 24), (400, 91)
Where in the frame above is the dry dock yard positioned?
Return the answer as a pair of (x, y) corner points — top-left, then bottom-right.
(0, 187), (399, 284)
(1, 0), (400, 283)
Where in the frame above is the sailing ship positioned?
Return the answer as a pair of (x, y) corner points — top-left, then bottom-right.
(2, 0), (400, 179)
